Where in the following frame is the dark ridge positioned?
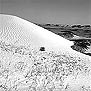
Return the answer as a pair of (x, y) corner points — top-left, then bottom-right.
(37, 23), (91, 56)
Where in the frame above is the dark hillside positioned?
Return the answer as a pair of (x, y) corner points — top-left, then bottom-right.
(37, 24), (91, 56)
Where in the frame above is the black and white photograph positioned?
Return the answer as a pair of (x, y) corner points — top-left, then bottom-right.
(0, 0), (91, 91)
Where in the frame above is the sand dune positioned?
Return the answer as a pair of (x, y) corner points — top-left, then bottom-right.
(0, 14), (74, 52)
(0, 14), (91, 91)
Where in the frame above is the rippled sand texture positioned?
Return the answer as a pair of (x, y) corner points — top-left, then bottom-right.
(0, 14), (91, 91)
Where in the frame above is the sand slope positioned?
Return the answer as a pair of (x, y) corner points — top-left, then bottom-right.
(0, 14), (74, 51)
(0, 14), (91, 91)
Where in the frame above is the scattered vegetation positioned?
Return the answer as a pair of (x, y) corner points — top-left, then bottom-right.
(71, 40), (91, 53)
(0, 41), (91, 91)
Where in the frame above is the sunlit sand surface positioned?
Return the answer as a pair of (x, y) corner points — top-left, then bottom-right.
(0, 14), (91, 91)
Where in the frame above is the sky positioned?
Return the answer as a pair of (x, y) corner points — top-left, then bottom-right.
(0, 0), (91, 24)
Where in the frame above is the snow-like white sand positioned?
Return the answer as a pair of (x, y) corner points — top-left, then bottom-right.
(0, 14), (74, 52)
(0, 14), (91, 91)
(0, 14), (91, 59)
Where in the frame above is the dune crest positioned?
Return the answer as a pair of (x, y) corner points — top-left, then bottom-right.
(0, 14), (74, 51)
